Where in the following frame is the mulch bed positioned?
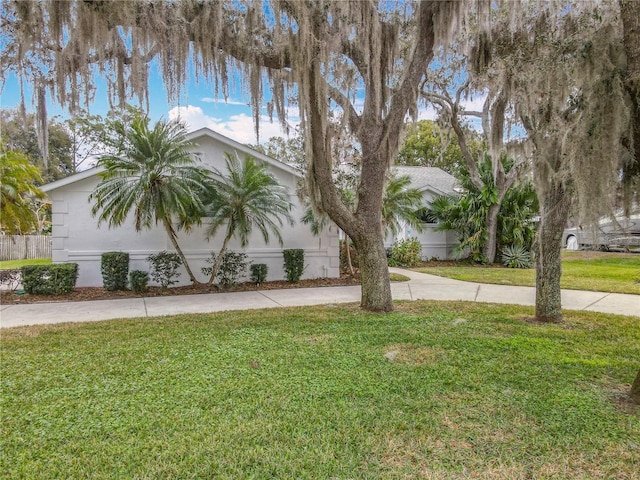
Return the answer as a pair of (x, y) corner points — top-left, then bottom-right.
(0, 275), (362, 305)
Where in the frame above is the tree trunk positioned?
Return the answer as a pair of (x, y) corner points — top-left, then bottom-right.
(620, 0), (640, 191)
(162, 218), (200, 285)
(352, 230), (393, 312)
(207, 233), (233, 286)
(484, 202), (501, 263)
(534, 182), (572, 322)
(618, 0), (640, 405)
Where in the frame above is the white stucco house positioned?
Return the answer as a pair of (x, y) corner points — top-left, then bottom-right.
(41, 128), (459, 287)
(386, 166), (460, 260)
(41, 127), (341, 287)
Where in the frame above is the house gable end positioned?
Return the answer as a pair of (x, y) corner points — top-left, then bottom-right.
(41, 127), (300, 194)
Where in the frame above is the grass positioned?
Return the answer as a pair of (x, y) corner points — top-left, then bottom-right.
(416, 251), (640, 295)
(2, 301), (638, 479)
(389, 272), (410, 282)
(0, 258), (51, 270)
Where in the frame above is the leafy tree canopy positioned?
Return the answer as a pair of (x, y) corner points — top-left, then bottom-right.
(397, 120), (484, 174)
(0, 109), (74, 183)
(0, 145), (45, 234)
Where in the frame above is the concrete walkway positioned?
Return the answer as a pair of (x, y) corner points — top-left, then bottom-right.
(1, 268), (638, 329)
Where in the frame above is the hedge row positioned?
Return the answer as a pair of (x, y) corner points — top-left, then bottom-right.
(21, 264), (79, 295)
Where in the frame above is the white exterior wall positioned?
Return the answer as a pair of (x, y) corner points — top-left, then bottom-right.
(383, 190), (459, 260)
(48, 133), (340, 287)
(384, 224), (458, 260)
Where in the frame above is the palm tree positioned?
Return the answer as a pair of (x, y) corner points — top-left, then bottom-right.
(382, 174), (425, 237)
(428, 158), (538, 262)
(89, 113), (210, 284)
(205, 153), (294, 286)
(0, 145), (45, 234)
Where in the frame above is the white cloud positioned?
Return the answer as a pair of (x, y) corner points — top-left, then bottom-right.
(168, 105), (299, 144)
(416, 105), (438, 121)
(200, 97), (249, 106)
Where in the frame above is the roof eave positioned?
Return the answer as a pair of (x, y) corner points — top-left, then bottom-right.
(40, 166), (105, 193)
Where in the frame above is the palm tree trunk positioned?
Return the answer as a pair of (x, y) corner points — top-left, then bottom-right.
(484, 202), (501, 263)
(345, 234), (355, 275)
(207, 233), (233, 286)
(162, 218), (200, 285)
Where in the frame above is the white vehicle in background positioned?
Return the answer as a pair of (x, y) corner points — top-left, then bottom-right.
(562, 211), (640, 251)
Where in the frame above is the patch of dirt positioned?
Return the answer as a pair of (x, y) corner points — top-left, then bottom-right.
(0, 274), (362, 305)
(383, 344), (445, 366)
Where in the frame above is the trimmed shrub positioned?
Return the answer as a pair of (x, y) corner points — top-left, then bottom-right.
(501, 244), (533, 269)
(388, 237), (422, 267)
(129, 270), (149, 293)
(202, 251), (249, 287)
(101, 251), (130, 291)
(21, 264), (78, 295)
(250, 263), (268, 284)
(147, 251), (182, 288)
(283, 249), (305, 283)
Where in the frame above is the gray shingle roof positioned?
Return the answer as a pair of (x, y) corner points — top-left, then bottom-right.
(392, 166), (458, 195)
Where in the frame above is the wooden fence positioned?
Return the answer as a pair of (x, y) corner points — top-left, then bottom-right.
(0, 235), (52, 261)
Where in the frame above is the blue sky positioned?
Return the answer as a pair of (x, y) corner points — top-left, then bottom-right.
(0, 68), (300, 145)
(1, 61), (484, 146)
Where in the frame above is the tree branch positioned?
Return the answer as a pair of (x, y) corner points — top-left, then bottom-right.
(424, 85), (484, 189)
(384, 1), (436, 140)
(327, 85), (362, 133)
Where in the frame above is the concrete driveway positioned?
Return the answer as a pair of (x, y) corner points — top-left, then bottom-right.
(1, 268), (638, 329)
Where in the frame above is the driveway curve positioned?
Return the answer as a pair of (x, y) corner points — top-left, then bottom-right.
(1, 268), (637, 329)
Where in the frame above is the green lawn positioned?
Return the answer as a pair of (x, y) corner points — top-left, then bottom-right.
(416, 251), (640, 295)
(2, 302), (638, 479)
(0, 258), (51, 270)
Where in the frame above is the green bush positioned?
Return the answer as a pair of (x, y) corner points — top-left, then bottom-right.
(250, 263), (268, 284)
(101, 251), (130, 291)
(388, 237), (422, 267)
(283, 249), (305, 283)
(21, 264), (78, 295)
(147, 251), (182, 288)
(202, 251), (249, 287)
(500, 244), (533, 269)
(129, 270), (149, 293)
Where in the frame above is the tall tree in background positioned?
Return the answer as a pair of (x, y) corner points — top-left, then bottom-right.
(0, 110), (74, 182)
(424, 74), (529, 264)
(474, 3), (629, 322)
(90, 113), (211, 284)
(1, 0), (489, 312)
(619, 0), (640, 403)
(250, 130), (306, 170)
(397, 120), (483, 173)
(64, 109), (111, 174)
